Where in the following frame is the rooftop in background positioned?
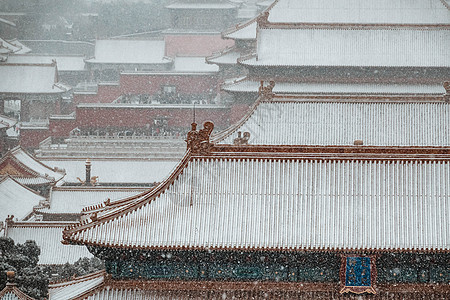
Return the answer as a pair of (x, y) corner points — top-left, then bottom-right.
(0, 38), (31, 55)
(0, 63), (69, 94)
(173, 56), (219, 73)
(86, 40), (171, 65)
(4, 221), (93, 265)
(245, 28), (449, 68)
(267, 0), (450, 24)
(40, 159), (178, 186)
(4, 54), (86, 72)
(36, 186), (146, 217)
(0, 176), (45, 221)
(223, 18), (257, 40)
(166, 3), (237, 9)
(0, 147), (65, 185)
(0, 114), (17, 130)
(48, 270), (105, 300)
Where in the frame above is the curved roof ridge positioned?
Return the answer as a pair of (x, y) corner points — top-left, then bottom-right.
(49, 270), (105, 287)
(0, 175), (46, 197)
(6, 146), (65, 182)
(211, 94), (264, 143)
(63, 150), (192, 242)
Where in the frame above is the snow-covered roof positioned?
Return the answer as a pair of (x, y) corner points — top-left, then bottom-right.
(5, 54), (85, 71)
(166, 3), (237, 9)
(86, 40), (171, 65)
(5, 39), (31, 54)
(37, 187), (145, 215)
(268, 0), (450, 24)
(48, 271), (105, 300)
(223, 17), (257, 40)
(0, 38), (20, 54)
(0, 147), (65, 185)
(0, 114), (17, 130)
(206, 48), (241, 65)
(40, 159), (177, 185)
(63, 146), (450, 252)
(215, 97), (450, 146)
(173, 56), (219, 72)
(5, 221), (93, 265)
(222, 80), (447, 94)
(0, 176), (45, 221)
(244, 28), (449, 67)
(0, 279), (35, 300)
(0, 64), (68, 94)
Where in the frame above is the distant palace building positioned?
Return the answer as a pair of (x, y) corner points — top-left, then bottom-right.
(57, 0), (450, 298)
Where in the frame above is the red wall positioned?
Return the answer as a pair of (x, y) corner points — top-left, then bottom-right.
(20, 128), (50, 149)
(73, 84), (122, 106)
(165, 35), (234, 57)
(49, 117), (77, 137)
(76, 106), (230, 129)
(120, 74), (218, 95)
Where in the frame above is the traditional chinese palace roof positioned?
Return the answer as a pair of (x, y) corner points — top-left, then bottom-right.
(35, 187), (145, 218)
(0, 114), (16, 130)
(4, 221), (93, 265)
(86, 40), (171, 65)
(0, 147), (65, 185)
(0, 176), (45, 221)
(243, 28), (449, 68)
(267, 0), (450, 24)
(4, 54), (86, 72)
(0, 63), (69, 95)
(213, 93), (450, 146)
(0, 272), (35, 300)
(223, 17), (257, 40)
(63, 137), (450, 252)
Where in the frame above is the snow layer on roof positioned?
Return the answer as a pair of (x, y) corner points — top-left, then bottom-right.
(167, 3), (237, 9)
(222, 80), (447, 94)
(268, 0), (450, 24)
(207, 50), (241, 65)
(0, 177), (45, 221)
(0, 115), (17, 130)
(0, 64), (66, 94)
(5, 39), (31, 54)
(219, 101), (450, 146)
(48, 271), (104, 300)
(5, 55), (85, 71)
(6, 222), (93, 264)
(68, 157), (449, 251)
(0, 38), (20, 53)
(41, 159), (178, 184)
(224, 19), (257, 40)
(249, 28), (450, 67)
(87, 40), (169, 65)
(174, 56), (219, 72)
(40, 188), (144, 214)
(12, 148), (65, 182)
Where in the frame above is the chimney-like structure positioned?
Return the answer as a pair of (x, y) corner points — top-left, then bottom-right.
(85, 158), (92, 186)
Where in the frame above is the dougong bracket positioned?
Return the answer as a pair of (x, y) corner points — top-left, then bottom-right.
(186, 121), (215, 155)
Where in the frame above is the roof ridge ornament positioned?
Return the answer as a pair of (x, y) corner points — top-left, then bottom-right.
(257, 11), (270, 28)
(444, 81), (450, 103)
(186, 121), (215, 155)
(259, 80), (275, 99)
